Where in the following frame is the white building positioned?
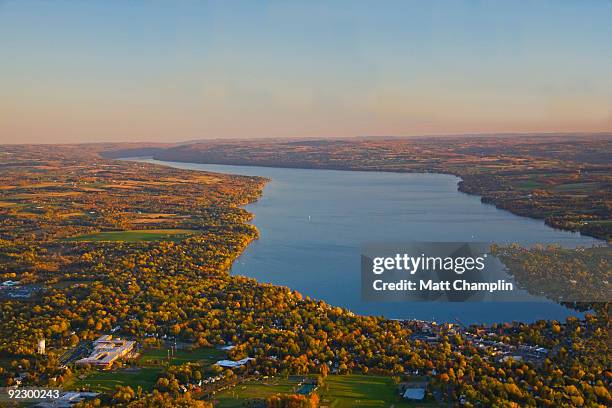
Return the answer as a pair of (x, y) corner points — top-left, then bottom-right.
(215, 357), (254, 368)
(76, 335), (135, 369)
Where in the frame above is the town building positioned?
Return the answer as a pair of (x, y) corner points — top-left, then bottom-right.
(76, 335), (135, 369)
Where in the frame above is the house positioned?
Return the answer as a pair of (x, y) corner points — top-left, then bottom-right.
(75, 335), (135, 369)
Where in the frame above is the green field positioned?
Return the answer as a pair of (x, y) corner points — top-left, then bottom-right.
(70, 367), (162, 393)
(319, 375), (435, 407)
(66, 229), (198, 242)
(552, 182), (601, 192)
(138, 347), (225, 367)
(213, 377), (300, 407)
(514, 180), (545, 190)
(214, 375), (436, 407)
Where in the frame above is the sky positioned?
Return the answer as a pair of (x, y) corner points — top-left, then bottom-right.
(1, 0), (612, 144)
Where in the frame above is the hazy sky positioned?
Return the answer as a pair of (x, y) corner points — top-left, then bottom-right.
(1, 1), (612, 144)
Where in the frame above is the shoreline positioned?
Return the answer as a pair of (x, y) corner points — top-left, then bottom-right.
(123, 157), (594, 325)
(136, 156), (608, 244)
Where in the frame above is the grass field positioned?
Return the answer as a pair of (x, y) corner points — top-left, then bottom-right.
(213, 377), (300, 407)
(213, 375), (437, 407)
(319, 375), (435, 407)
(70, 367), (162, 393)
(66, 229), (198, 242)
(514, 180), (545, 190)
(138, 347), (225, 367)
(552, 182), (601, 192)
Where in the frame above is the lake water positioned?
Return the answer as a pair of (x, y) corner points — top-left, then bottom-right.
(137, 159), (600, 324)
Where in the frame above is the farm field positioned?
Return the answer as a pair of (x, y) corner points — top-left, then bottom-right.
(66, 229), (199, 242)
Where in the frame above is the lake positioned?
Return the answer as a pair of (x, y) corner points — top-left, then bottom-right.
(136, 159), (600, 324)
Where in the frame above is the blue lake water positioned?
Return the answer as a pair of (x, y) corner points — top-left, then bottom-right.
(138, 159), (601, 324)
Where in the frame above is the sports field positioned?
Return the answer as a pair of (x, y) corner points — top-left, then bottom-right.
(213, 377), (300, 407)
(70, 367), (162, 393)
(214, 375), (437, 407)
(319, 375), (434, 407)
(138, 347), (225, 367)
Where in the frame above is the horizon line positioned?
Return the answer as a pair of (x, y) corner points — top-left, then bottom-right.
(2, 130), (612, 147)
